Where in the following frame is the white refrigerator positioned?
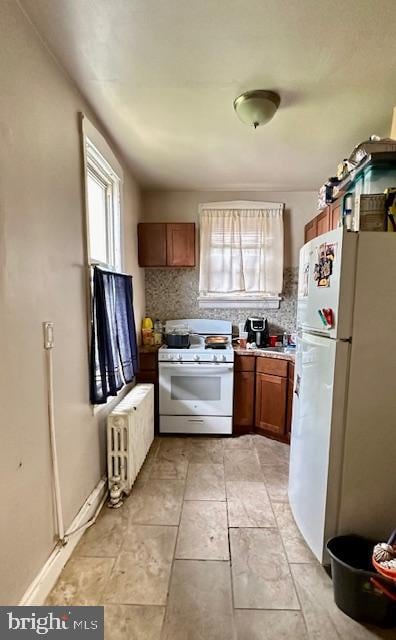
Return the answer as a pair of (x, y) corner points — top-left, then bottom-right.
(289, 227), (396, 563)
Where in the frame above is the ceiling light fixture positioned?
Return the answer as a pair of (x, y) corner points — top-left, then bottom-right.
(233, 90), (281, 129)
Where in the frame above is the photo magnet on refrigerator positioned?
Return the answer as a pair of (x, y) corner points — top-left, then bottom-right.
(314, 242), (337, 288)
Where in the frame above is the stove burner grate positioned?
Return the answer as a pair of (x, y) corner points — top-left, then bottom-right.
(205, 344), (227, 350)
(165, 344), (190, 349)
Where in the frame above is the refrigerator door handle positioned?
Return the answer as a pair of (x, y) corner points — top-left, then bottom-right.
(294, 373), (301, 398)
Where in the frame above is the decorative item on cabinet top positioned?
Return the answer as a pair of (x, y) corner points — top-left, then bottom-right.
(138, 222), (196, 268)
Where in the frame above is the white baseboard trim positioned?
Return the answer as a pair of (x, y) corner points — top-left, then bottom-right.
(19, 476), (107, 606)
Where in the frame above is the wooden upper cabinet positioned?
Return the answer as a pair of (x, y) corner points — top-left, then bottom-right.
(330, 198), (342, 230)
(316, 207), (330, 237)
(138, 223), (167, 267)
(138, 222), (195, 267)
(166, 223), (195, 267)
(255, 372), (287, 437)
(304, 218), (318, 244)
(304, 199), (342, 245)
(304, 207), (331, 244)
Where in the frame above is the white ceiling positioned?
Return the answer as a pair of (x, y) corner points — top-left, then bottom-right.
(21, 0), (396, 191)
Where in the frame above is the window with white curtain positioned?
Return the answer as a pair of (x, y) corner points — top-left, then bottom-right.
(198, 201), (284, 309)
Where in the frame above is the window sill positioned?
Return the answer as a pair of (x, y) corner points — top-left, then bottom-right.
(91, 382), (132, 416)
(92, 394), (119, 416)
(198, 295), (281, 310)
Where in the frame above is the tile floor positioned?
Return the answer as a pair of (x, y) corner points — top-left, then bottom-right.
(47, 435), (396, 639)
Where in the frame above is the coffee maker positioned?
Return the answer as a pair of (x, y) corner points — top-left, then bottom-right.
(244, 317), (269, 348)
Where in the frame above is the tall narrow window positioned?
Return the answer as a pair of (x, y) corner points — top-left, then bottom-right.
(82, 116), (135, 407)
(85, 137), (121, 270)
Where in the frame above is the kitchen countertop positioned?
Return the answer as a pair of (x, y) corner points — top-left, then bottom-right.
(139, 343), (295, 361)
(233, 344), (295, 362)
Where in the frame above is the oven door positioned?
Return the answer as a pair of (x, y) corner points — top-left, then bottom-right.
(159, 362), (234, 416)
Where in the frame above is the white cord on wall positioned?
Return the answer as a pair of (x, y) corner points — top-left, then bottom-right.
(43, 321), (106, 547)
(44, 322), (65, 543)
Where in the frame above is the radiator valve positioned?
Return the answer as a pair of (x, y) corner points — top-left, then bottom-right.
(108, 476), (123, 509)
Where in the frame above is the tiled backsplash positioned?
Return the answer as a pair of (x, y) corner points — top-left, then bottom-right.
(145, 267), (298, 334)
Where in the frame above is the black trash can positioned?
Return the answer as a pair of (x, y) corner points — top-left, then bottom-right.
(327, 534), (396, 627)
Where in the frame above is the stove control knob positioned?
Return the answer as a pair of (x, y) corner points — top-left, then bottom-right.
(177, 354), (183, 362)
(211, 354), (218, 362)
(168, 354), (174, 361)
(221, 354), (227, 362)
(193, 354), (200, 361)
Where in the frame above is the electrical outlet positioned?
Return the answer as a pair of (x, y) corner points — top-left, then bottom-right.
(43, 321), (54, 349)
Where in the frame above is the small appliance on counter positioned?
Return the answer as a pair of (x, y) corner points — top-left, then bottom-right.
(244, 317), (269, 348)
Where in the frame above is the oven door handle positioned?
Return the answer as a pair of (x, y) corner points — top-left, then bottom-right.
(158, 363), (234, 372)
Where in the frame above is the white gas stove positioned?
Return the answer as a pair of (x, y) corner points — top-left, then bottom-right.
(158, 319), (234, 435)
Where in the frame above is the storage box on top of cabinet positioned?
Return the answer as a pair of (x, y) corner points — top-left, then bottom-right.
(107, 384), (154, 496)
(333, 153), (396, 200)
(352, 162), (396, 197)
(355, 194), (387, 231)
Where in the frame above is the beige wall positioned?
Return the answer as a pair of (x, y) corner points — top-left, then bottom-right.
(142, 190), (317, 267)
(0, 1), (144, 604)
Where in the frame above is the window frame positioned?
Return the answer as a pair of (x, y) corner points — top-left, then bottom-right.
(85, 136), (122, 272)
(81, 115), (126, 412)
(198, 201), (283, 309)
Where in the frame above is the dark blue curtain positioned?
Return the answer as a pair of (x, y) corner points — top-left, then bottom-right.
(90, 267), (138, 404)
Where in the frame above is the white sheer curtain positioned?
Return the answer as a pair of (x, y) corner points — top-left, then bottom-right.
(199, 202), (284, 298)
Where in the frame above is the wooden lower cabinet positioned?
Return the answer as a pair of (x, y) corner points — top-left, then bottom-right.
(255, 372), (287, 438)
(233, 353), (294, 442)
(136, 348), (160, 433)
(233, 370), (255, 434)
